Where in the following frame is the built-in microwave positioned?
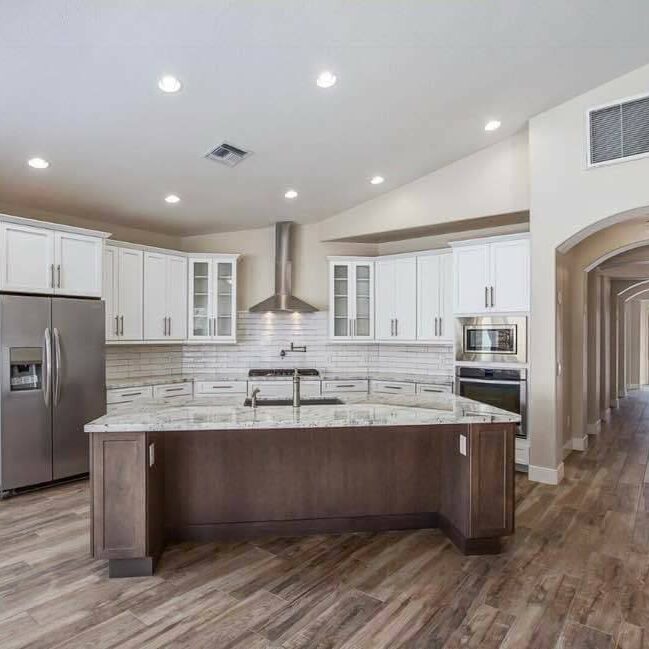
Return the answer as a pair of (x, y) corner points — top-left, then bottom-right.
(455, 316), (527, 364)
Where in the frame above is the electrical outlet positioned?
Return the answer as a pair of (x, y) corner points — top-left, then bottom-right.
(459, 434), (467, 456)
(148, 442), (155, 467)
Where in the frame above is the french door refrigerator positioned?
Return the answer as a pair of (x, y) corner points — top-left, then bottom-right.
(0, 294), (105, 493)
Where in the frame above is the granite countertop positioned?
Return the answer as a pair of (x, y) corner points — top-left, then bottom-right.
(85, 392), (519, 433)
(106, 371), (453, 390)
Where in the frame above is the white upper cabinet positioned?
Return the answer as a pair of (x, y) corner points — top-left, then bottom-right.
(104, 245), (143, 341)
(187, 256), (238, 342)
(0, 219), (105, 297)
(0, 222), (55, 294)
(54, 231), (103, 297)
(143, 252), (187, 340)
(376, 257), (416, 341)
(452, 235), (529, 314)
(328, 259), (374, 340)
(416, 252), (453, 342)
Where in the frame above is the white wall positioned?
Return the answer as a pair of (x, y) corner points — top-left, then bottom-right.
(529, 63), (649, 478)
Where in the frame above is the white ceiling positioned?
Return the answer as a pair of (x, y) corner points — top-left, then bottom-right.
(1, 1), (649, 236)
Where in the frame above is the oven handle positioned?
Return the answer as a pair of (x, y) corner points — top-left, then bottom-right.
(456, 378), (525, 385)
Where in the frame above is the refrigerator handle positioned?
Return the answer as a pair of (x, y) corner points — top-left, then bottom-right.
(53, 327), (62, 406)
(43, 328), (52, 407)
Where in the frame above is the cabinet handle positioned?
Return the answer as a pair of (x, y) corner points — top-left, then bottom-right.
(490, 286), (494, 308)
(485, 286), (489, 308)
(163, 387), (185, 393)
(121, 391), (144, 397)
(168, 316), (172, 336)
(56, 264), (61, 288)
(395, 319), (398, 337)
(114, 315), (119, 336)
(213, 317), (217, 336)
(384, 385), (403, 390)
(50, 264), (55, 289)
(119, 315), (124, 336)
(335, 384), (355, 388)
(434, 317), (438, 337)
(439, 317), (443, 336)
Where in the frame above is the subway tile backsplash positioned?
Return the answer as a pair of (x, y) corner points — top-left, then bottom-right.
(106, 312), (453, 380)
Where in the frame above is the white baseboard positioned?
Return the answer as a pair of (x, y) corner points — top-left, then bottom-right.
(571, 435), (589, 451)
(628, 384), (640, 391)
(612, 398), (620, 409)
(586, 420), (601, 435)
(528, 463), (565, 485)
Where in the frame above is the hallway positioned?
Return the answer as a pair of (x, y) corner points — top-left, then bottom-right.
(0, 394), (648, 648)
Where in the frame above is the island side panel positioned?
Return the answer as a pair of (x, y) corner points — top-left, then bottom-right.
(163, 425), (444, 539)
(91, 432), (147, 559)
(468, 422), (515, 538)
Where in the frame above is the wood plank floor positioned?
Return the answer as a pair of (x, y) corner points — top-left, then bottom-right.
(1, 392), (648, 648)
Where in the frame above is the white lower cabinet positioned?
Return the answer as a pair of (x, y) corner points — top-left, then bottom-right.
(248, 380), (322, 398)
(152, 382), (193, 399)
(322, 380), (369, 394)
(195, 380), (248, 396)
(370, 380), (416, 395)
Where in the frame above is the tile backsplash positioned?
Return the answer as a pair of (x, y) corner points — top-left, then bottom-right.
(106, 312), (453, 381)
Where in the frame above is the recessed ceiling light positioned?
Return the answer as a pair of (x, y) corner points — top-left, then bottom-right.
(484, 120), (501, 132)
(28, 157), (49, 169)
(316, 71), (337, 89)
(370, 175), (385, 185)
(284, 189), (298, 200)
(164, 194), (181, 204)
(158, 75), (182, 93)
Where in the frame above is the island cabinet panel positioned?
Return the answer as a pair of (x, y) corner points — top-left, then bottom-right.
(162, 426), (441, 533)
(468, 423), (514, 538)
(91, 431), (165, 574)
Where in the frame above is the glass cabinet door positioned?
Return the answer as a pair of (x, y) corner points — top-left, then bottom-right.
(354, 264), (372, 337)
(190, 260), (211, 337)
(332, 263), (350, 337)
(215, 261), (234, 337)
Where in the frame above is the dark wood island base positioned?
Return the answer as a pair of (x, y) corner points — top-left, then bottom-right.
(90, 423), (515, 577)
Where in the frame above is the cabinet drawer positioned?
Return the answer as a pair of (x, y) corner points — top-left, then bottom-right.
(107, 386), (153, 405)
(249, 380), (321, 398)
(195, 380), (247, 395)
(370, 380), (416, 395)
(322, 379), (369, 393)
(152, 382), (193, 399)
(416, 383), (452, 395)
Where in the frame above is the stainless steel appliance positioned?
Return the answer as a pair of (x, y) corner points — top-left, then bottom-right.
(455, 316), (527, 364)
(0, 295), (105, 495)
(455, 366), (527, 438)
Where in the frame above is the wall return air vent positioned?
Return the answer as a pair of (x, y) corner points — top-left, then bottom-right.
(588, 94), (649, 166)
(205, 142), (252, 167)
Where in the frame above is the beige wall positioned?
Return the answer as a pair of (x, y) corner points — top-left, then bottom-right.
(181, 223), (377, 311)
(529, 62), (649, 477)
(318, 131), (529, 242)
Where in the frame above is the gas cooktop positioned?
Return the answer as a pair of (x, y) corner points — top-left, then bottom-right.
(248, 368), (320, 378)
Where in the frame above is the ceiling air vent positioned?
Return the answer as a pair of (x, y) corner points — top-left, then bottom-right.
(205, 142), (252, 167)
(589, 94), (649, 166)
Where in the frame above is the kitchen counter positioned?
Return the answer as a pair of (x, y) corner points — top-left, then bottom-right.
(88, 392), (516, 578)
(86, 392), (517, 433)
(106, 371), (453, 390)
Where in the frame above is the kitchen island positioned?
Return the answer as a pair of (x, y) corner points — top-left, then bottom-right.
(86, 393), (519, 577)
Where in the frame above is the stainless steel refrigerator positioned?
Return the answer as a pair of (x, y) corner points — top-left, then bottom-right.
(0, 295), (105, 494)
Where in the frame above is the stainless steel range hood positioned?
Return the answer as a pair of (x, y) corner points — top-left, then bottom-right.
(249, 222), (318, 313)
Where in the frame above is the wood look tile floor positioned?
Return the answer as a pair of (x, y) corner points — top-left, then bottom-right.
(1, 394), (649, 648)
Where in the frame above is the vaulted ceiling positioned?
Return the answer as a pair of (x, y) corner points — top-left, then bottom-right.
(2, 1), (649, 235)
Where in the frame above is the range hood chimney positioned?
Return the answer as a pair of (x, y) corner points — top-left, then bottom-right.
(249, 222), (318, 313)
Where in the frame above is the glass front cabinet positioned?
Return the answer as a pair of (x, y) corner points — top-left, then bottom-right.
(187, 255), (239, 342)
(328, 258), (374, 340)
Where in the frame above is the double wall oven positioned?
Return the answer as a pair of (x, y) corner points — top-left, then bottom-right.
(455, 316), (528, 438)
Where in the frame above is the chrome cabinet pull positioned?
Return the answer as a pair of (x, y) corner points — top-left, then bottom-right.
(439, 317), (443, 336)
(121, 391), (144, 397)
(490, 286), (494, 308)
(53, 327), (62, 406)
(395, 319), (398, 337)
(434, 317), (438, 337)
(163, 387), (185, 393)
(114, 315), (119, 336)
(485, 286), (488, 308)
(208, 318), (212, 336)
(43, 328), (52, 407)
(119, 315), (124, 336)
(57, 264), (61, 288)
(50, 264), (55, 289)
(169, 316), (172, 336)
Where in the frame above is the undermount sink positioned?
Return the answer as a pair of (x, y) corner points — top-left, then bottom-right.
(243, 397), (343, 407)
